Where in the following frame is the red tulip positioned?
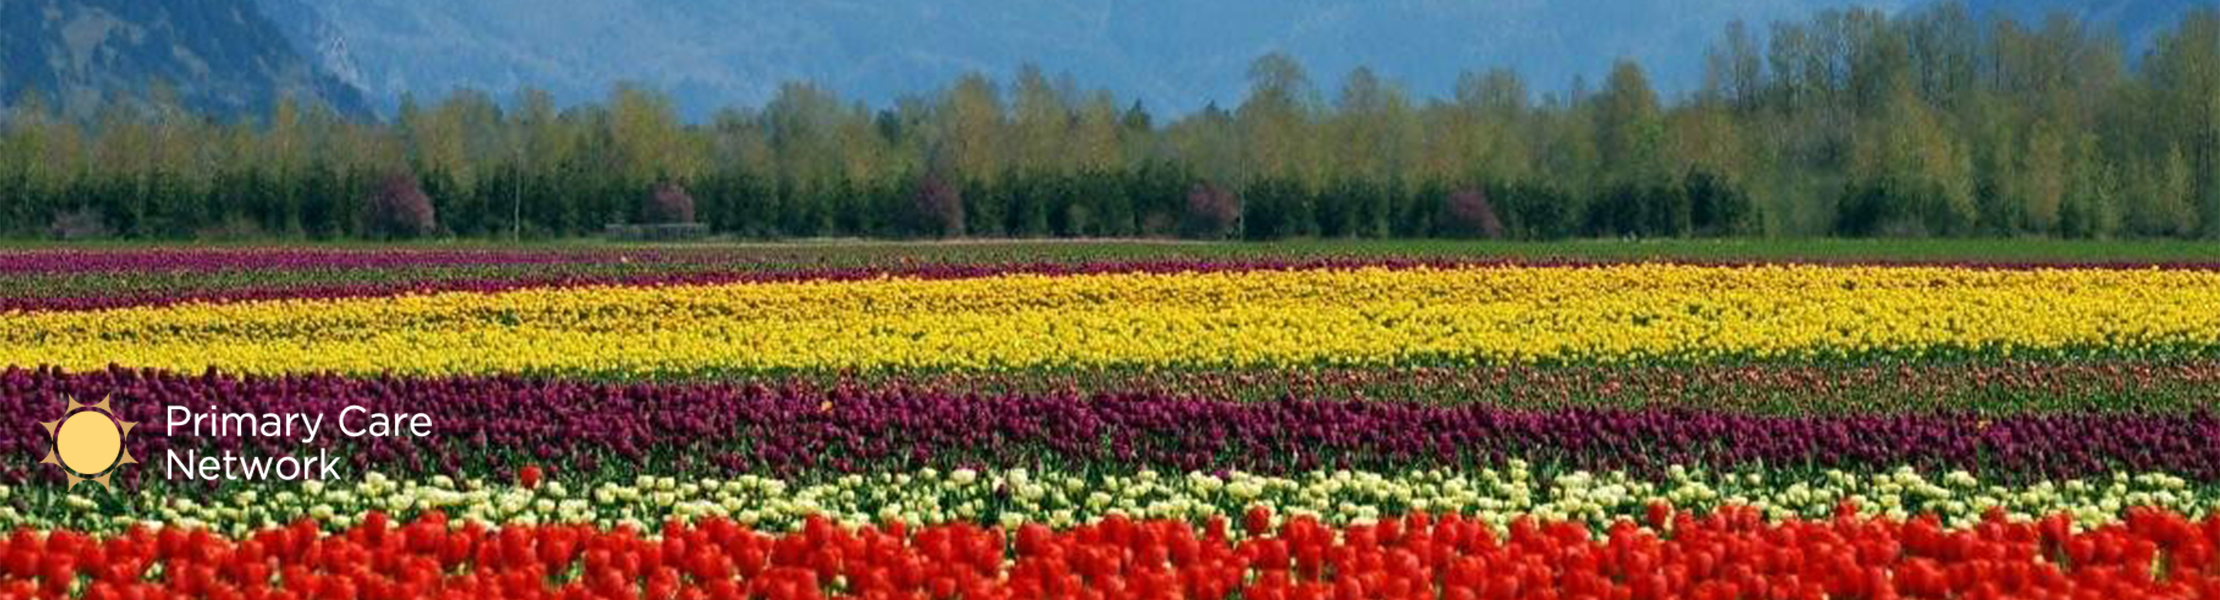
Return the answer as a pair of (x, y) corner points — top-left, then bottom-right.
(4, 505), (2220, 599)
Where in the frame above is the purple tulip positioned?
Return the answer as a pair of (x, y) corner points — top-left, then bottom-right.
(9, 251), (2220, 313)
(1, 365), (2213, 487)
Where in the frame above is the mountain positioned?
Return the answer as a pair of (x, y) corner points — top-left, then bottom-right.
(266, 0), (2213, 120)
(13, 0), (2206, 122)
(258, 0), (1951, 119)
(0, 0), (370, 118)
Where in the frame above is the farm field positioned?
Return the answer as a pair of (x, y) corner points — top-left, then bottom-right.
(6, 240), (2220, 599)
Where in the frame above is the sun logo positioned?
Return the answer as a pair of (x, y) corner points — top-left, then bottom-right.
(37, 395), (138, 491)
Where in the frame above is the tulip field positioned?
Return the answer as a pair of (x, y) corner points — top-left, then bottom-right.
(4, 242), (2220, 599)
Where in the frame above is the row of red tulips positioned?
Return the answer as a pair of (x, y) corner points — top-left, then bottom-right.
(7, 505), (2220, 600)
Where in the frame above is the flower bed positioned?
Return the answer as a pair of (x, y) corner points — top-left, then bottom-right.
(7, 265), (2219, 375)
(7, 508), (2220, 599)
(6, 248), (2219, 597)
(6, 368), (2219, 490)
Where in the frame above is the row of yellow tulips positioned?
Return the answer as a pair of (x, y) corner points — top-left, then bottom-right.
(5, 265), (2217, 375)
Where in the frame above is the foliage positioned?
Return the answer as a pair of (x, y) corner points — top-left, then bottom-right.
(643, 181), (696, 224)
(365, 171), (438, 239)
(2, 9), (2217, 241)
(1182, 182), (1240, 238)
(1442, 187), (1505, 239)
(906, 173), (964, 237)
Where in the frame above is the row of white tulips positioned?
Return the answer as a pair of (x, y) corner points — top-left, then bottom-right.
(12, 462), (2210, 537)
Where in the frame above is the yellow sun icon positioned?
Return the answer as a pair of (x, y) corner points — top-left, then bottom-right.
(37, 395), (137, 491)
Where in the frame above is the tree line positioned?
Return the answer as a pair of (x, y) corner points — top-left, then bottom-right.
(2, 4), (2217, 241)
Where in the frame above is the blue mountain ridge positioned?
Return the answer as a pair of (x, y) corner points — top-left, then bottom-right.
(0, 0), (368, 117)
(9, 0), (2206, 120)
